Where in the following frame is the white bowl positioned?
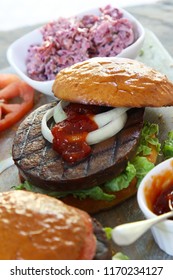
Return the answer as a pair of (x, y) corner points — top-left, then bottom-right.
(7, 7), (145, 97)
(137, 157), (173, 256)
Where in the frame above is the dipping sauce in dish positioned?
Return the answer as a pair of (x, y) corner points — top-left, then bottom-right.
(137, 158), (173, 256)
(153, 185), (173, 215)
(144, 163), (173, 216)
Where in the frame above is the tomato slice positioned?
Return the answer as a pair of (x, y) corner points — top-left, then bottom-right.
(0, 73), (20, 87)
(0, 74), (34, 132)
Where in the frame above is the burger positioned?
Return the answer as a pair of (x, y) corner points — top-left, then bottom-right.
(12, 57), (173, 213)
(0, 190), (111, 260)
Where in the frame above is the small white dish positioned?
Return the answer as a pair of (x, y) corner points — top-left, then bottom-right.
(137, 157), (173, 256)
(7, 7), (145, 96)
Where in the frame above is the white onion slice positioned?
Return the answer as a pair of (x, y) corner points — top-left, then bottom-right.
(53, 100), (129, 128)
(86, 113), (127, 145)
(42, 101), (69, 143)
(41, 103), (128, 146)
(41, 108), (54, 143)
(0, 157), (14, 174)
(53, 100), (69, 123)
(93, 107), (129, 128)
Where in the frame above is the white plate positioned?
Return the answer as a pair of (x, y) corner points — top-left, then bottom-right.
(6, 7), (145, 96)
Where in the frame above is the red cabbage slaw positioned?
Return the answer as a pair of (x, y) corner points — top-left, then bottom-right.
(26, 5), (135, 81)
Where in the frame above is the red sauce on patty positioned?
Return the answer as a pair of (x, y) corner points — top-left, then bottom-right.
(51, 103), (103, 163)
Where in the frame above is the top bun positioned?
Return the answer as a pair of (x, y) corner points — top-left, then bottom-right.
(52, 57), (173, 107)
(0, 190), (96, 260)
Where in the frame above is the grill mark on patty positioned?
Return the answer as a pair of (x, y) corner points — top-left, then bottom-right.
(13, 110), (40, 161)
(12, 103), (144, 191)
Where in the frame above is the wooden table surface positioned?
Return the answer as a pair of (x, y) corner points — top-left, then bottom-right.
(0, 0), (173, 260)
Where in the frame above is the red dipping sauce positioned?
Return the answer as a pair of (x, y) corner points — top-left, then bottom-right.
(145, 164), (173, 216)
(51, 103), (105, 163)
(152, 185), (173, 215)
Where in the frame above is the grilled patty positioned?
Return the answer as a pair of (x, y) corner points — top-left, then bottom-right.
(12, 102), (144, 191)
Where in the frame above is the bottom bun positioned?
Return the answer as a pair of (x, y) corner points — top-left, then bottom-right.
(61, 178), (137, 213)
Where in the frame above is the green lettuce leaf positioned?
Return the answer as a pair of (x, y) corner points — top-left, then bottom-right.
(104, 227), (113, 240)
(162, 130), (173, 159)
(63, 186), (115, 201)
(132, 156), (154, 187)
(136, 122), (160, 156)
(104, 162), (136, 192)
(12, 181), (115, 201)
(112, 252), (129, 260)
